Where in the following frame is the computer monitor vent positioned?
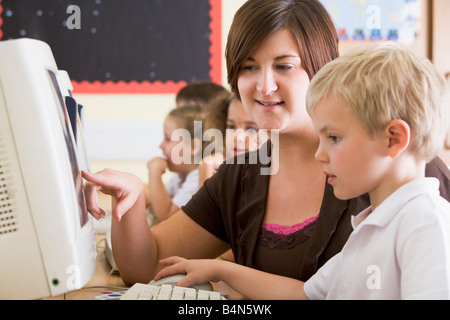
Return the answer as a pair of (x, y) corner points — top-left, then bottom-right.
(0, 130), (18, 236)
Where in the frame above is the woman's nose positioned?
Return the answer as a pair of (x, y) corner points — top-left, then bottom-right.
(256, 69), (277, 96)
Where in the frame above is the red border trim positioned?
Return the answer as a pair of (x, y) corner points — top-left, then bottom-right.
(208, 0), (222, 84)
(0, 0), (222, 94)
(74, 0), (222, 94)
(0, 0), (3, 40)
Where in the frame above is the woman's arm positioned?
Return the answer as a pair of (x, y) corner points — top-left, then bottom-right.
(82, 169), (230, 286)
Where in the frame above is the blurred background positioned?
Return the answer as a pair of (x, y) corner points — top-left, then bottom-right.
(1, 0), (449, 183)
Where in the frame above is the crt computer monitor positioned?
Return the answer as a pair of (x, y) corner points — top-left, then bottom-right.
(57, 70), (90, 173)
(0, 38), (96, 299)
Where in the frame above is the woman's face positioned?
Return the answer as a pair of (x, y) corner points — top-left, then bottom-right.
(237, 28), (312, 136)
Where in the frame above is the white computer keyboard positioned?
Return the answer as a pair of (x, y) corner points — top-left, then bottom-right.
(120, 283), (228, 300)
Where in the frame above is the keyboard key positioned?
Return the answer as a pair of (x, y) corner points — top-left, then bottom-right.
(121, 283), (228, 300)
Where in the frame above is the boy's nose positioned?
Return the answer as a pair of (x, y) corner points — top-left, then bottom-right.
(315, 143), (329, 164)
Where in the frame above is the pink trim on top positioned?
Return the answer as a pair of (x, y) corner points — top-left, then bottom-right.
(261, 214), (319, 236)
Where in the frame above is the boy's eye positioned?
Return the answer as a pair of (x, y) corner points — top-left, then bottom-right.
(328, 134), (341, 143)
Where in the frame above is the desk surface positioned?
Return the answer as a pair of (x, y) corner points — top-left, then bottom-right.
(43, 233), (241, 300)
(44, 192), (240, 300)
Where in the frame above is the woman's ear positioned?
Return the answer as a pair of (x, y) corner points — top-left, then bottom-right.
(384, 119), (411, 159)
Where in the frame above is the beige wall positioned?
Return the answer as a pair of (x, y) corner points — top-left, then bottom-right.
(433, 0), (450, 165)
(432, 0), (450, 76)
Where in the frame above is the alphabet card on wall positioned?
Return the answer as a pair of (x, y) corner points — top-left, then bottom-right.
(0, 0), (222, 94)
(320, 0), (423, 44)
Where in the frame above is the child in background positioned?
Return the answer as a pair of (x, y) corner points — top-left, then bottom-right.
(199, 94), (265, 265)
(199, 94), (264, 185)
(175, 80), (229, 109)
(144, 81), (228, 223)
(144, 105), (203, 223)
(154, 42), (450, 300)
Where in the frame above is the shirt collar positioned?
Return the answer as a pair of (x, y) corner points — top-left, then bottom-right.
(351, 177), (440, 230)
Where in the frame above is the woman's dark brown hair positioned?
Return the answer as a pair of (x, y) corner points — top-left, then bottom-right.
(225, 0), (339, 100)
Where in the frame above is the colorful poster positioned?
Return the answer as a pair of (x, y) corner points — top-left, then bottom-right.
(321, 0), (423, 43)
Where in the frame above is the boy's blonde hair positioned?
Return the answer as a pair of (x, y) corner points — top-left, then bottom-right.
(306, 42), (450, 162)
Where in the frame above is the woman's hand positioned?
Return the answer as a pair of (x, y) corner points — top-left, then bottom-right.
(82, 169), (144, 222)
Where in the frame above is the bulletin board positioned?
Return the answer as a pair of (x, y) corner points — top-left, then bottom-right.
(0, 0), (222, 94)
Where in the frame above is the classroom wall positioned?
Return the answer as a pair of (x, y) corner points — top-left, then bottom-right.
(76, 0), (449, 184)
(75, 0), (246, 182)
(433, 0), (450, 165)
(432, 0), (450, 76)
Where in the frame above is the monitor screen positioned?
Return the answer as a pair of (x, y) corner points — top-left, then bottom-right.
(47, 69), (88, 227)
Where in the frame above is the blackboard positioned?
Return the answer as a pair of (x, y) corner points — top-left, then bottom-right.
(0, 0), (222, 93)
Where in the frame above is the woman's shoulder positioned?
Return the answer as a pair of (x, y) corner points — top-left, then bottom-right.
(425, 157), (450, 201)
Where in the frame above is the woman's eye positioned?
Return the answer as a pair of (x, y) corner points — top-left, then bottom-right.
(276, 64), (294, 71)
(241, 65), (257, 71)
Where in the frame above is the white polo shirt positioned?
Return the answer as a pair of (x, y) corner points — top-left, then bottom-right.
(165, 169), (199, 209)
(304, 177), (450, 300)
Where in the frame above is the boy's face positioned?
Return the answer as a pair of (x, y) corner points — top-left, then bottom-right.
(311, 96), (390, 200)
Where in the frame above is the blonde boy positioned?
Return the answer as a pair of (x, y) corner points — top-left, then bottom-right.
(155, 43), (450, 300)
(302, 42), (450, 299)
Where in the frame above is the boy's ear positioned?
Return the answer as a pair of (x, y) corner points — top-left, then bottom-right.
(384, 119), (411, 159)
